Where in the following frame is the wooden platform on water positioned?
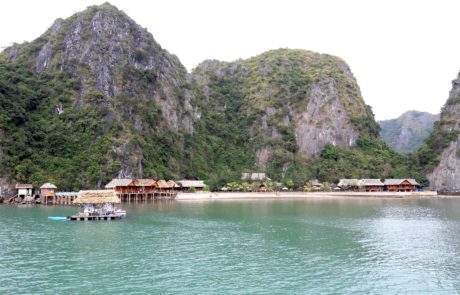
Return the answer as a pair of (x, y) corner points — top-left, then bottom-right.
(67, 215), (122, 221)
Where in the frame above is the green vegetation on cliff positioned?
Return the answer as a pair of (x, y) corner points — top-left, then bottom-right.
(189, 49), (422, 189)
(0, 4), (427, 191)
(0, 3), (196, 190)
(0, 62), (121, 190)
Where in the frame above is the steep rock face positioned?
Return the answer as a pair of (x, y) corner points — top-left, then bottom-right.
(0, 3), (198, 189)
(192, 49), (379, 177)
(429, 138), (460, 191)
(294, 81), (359, 157)
(427, 73), (460, 191)
(0, 4), (393, 190)
(379, 111), (439, 153)
(4, 3), (196, 132)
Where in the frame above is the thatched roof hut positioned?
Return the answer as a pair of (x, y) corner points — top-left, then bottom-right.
(241, 172), (270, 181)
(133, 179), (157, 187)
(359, 179), (384, 186)
(177, 180), (204, 189)
(104, 178), (134, 189)
(40, 183), (57, 189)
(15, 183), (33, 189)
(383, 179), (419, 186)
(337, 179), (359, 188)
(73, 190), (120, 204)
(156, 180), (177, 189)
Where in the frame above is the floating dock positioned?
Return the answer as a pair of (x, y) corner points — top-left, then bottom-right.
(67, 215), (122, 221)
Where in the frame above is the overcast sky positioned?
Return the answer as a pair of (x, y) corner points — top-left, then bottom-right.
(1, 0), (459, 120)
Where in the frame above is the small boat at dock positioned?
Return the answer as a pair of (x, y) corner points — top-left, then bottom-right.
(67, 190), (126, 221)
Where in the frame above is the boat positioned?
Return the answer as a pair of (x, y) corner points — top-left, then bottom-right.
(67, 190), (126, 221)
(48, 216), (67, 221)
(115, 208), (127, 217)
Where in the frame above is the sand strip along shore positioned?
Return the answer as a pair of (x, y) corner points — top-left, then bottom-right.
(176, 191), (439, 200)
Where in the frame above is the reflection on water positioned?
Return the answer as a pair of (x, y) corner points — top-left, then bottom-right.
(0, 198), (459, 294)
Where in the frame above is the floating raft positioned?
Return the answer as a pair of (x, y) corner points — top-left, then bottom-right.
(67, 215), (122, 221)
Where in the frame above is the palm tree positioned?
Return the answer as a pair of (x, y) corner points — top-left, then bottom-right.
(274, 182), (283, 192)
(241, 182), (251, 192)
(226, 182), (239, 192)
(321, 182), (332, 192)
(263, 181), (274, 192)
(303, 182), (314, 192)
(251, 182), (261, 192)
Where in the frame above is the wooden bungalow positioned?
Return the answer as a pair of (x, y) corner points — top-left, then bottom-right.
(40, 183), (57, 204)
(337, 179), (360, 191)
(104, 178), (177, 202)
(384, 179), (420, 192)
(154, 180), (177, 199)
(15, 184), (33, 198)
(104, 179), (135, 193)
(177, 180), (205, 192)
(156, 180), (176, 191)
(359, 179), (384, 192)
(167, 180), (179, 190)
(132, 179), (157, 193)
(337, 179), (384, 192)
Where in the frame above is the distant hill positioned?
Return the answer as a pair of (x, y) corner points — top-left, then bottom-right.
(379, 111), (439, 153)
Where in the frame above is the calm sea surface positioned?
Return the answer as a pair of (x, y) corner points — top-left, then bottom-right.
(1, 198), (460, 294)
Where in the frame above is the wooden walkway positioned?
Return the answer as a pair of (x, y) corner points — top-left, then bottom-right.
(67, 215), (122, 221)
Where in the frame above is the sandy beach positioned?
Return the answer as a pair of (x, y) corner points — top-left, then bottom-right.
(176, 191), (440, 200)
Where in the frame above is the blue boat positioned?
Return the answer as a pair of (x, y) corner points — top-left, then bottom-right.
(48, 216), (68, 221)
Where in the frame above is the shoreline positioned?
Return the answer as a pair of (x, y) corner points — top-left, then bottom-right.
(176, 191), (445, 201)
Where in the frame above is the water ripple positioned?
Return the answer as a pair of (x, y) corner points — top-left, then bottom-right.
(1, 199), (460, 294)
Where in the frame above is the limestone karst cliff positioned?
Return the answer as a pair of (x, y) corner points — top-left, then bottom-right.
(0, 3), (415, 190)
(424, 73), (460, 192)
(191, 49), (381, 181)
(379, 111), (439, 153)
(0, 3), (199, 189)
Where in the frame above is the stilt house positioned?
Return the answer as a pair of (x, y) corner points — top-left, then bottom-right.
(384, 179), (420, 192)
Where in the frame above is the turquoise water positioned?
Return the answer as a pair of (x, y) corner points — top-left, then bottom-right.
(1, 198), (460, 294)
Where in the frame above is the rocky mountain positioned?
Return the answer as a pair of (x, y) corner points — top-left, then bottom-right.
(379, 111), (439, 153)
(190, 50), (413, 185)
(421, 73), (460, 192)
(0, 3), (419, 191)
(0, 3), (198, 190)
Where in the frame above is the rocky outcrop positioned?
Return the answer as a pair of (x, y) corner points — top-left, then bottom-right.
(0, 3), (199, 187)
(5, 3), (196, 133)
(0, 3), (388, 189)
(428, 138), (460, 191)
(192, 49), (377, 176)
(3, 3), (203, 182)
(427, 73), (460, 192)
(294, 82), (359, 158)
(379, 111), (439, 153)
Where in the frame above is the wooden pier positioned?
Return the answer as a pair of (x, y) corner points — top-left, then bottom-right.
(117, 191), (177, 203)
(41, 191), (176, 205)
(67, 215), (122, 221)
